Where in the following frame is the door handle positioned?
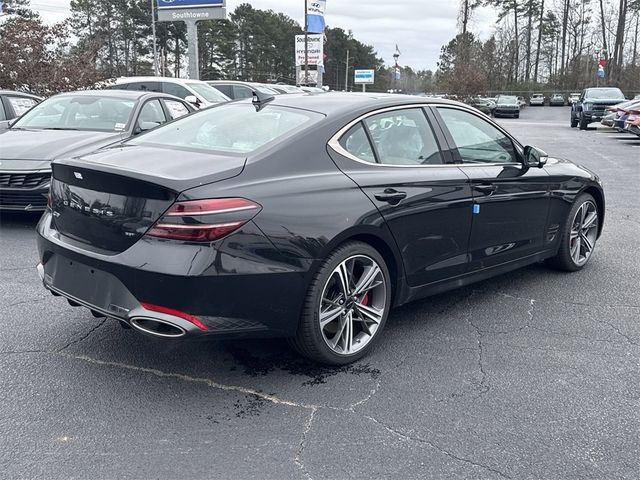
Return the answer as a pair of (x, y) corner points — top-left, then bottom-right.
(374, 188), (407, 204)
(474, 184), (497, 194)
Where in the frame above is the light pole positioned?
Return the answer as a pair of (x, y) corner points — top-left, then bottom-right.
(151, 0), (158, 76)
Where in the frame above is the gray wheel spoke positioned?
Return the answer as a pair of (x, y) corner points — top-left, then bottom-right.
(336, 261), (351, 297)
(343, 311), (353, 354)
(320, 306), (345, 328)
(354, 303), (383, 326)
(582, 211), (597, 231)
(353, 264), (382, 296)
(581, 234), (594, 254)
(571, 237), (581, 263)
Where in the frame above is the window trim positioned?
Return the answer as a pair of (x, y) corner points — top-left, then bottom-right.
(329, 103), (523, 169)
(329, 104), (454, 168)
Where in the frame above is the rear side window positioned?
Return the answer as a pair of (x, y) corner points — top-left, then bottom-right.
(138, 99), (167, 126)
(0, 99), (6, 120)
(162, 82), (191, 100)
(363, 108), (443, 165)
(339, 124), (375, 164)
(211, 84), (233, 98)
(8, 96), (38, 117)
(129, 103), (322, 155)
(124, 82), (160, 92)
(233, 85), (253, 99)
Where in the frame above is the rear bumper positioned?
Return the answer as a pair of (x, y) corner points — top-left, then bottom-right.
(36, 211), (313, 339)
(494, 108), (519, 117)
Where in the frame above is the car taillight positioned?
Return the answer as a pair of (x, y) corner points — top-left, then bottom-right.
(145, 198), (261, 242)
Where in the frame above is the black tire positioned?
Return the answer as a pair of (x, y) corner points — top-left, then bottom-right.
(579, 113), (588, 130)
(570, 113), (578, 128)
(289, 241), (392, 365)
(547, 193), (599, 272)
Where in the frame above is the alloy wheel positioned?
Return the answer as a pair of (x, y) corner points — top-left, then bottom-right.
(569, 200), (598, 266)
(319, 255), (387, 355)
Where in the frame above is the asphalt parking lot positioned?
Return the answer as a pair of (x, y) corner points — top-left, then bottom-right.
(1, 105), (639, 480)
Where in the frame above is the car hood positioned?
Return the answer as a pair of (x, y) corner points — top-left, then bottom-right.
(585, 99), (626, 105)
(0, 129), (125, 164)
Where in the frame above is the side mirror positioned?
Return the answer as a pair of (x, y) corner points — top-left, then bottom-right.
(523, 145), (548, 168)
(135, 121), (160, 134)
(0, 120), (10, 131)
(184, 95), (200, 108)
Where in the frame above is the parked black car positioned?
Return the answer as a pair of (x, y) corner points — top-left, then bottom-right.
(37, 93), (605, 364)
(0, 90), (194, 211)
(0, 90), (42, 126)
(571, 87), (626, 129)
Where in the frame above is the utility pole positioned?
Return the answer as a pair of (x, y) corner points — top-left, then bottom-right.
(151, 0), (158, 76)
(344, 49), (349, 91)
(304, 0), (309, 85)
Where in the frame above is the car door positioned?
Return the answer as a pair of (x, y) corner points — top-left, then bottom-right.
(433, 106), (551, 271)
(329, 106), (474, 286)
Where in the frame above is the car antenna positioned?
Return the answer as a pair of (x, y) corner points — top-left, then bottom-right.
(252, 90), (275, 112)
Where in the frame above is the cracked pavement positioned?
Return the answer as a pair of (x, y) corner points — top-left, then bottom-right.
(1, 107), (639, 479)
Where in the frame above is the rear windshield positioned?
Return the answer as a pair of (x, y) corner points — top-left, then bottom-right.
(128, 102), (323, 155)
(585, 88), (624, 99)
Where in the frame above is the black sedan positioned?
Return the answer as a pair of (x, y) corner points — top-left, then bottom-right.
(36, 93), (605, 364)
(0, 90), (194, 211)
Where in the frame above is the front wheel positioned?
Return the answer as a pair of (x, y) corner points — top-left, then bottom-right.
(547, 193), (600, 272)
(579, 113), (588, 130)
(290, 242), (392, 365)
(570, 113), (578, 128)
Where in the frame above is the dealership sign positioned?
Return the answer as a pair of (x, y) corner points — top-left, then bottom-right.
(157, 0), (224, 8)
(354, 69), (375, 84)
(295, 35), (323, 66)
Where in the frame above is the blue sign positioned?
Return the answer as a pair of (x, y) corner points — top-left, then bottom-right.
(157, 0), (224, 9)
(354, 69), (375, 84)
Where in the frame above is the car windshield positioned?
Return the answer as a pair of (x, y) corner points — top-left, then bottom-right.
(497, 96), (517, 104)
(128, 102), (323, 155)
(586, 88), (624, 99)
(12, 95), (135, 132)
(185, 82), (230, 103)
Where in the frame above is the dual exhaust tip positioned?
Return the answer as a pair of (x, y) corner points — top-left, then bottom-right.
(129, 317), (186, 338)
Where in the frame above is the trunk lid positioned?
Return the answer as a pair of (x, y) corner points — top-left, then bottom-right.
(50, 145), (246, 253)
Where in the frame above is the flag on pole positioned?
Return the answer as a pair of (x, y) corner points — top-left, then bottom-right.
(307, 1), (326, 34)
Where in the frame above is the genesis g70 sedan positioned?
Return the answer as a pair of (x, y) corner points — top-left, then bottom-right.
(37, 93), (605, 364)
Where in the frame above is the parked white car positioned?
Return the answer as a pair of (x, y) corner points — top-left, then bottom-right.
(529, 93), (545, 106)
(105, 76), (230, 108)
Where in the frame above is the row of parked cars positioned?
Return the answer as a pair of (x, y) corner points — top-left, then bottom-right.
(600, 98), (640, 136)
(0, 77), (323, 211)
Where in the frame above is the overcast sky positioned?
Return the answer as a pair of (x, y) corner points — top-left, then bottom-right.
(31, 0), (498, 71)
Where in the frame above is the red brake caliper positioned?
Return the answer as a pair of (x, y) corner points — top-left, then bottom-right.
(361, 292), (369, 306)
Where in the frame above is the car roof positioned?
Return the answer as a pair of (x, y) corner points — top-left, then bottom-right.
(262, 92), (461, 116)
(0, 90), (43, 100)
(114, 76), (206, 85)
(51, 89), (174, 100)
